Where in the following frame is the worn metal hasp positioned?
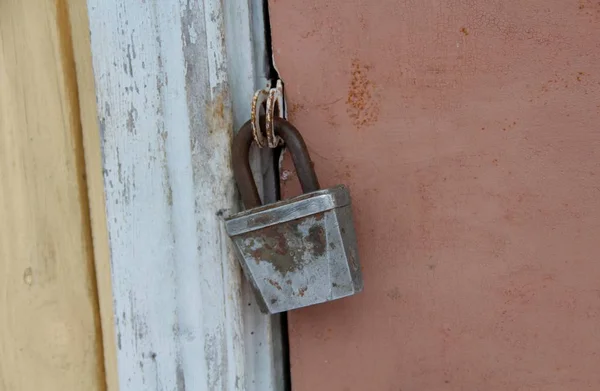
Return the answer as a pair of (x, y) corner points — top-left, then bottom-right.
(225, 118), (363, 314)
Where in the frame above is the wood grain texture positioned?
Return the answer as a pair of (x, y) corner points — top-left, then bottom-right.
(87, 0), (281, 389)
(0, 0), (106, 390)
(66, 0), (119, 389)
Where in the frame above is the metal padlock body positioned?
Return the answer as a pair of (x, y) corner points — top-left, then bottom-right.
(226, 118), (363, 314)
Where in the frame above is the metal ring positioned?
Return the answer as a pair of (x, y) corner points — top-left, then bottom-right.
(265, 81), (284, 148)
(251, 89), (268, 148)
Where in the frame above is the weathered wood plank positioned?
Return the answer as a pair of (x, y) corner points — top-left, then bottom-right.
(0, 0), (106, 390)
(87, 0), (281, 389)
(66, 0), (120, 388)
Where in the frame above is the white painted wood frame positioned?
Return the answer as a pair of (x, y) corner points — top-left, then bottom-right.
(86, 1), (283, 390)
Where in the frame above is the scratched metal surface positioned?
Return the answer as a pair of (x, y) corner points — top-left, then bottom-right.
(226, 185), (351, 234)
(227, 186), (362, 314)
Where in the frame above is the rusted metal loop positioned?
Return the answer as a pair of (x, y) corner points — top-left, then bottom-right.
(251, 89), (269, 147)
(233, 117), (320, 209)
(265, 81), (284, 148)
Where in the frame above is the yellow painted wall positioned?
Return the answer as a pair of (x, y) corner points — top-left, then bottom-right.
(0, 1), (117, 389)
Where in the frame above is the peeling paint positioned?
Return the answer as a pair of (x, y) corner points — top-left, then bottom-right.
(88, 0), (280, 389)
(126, 105), (137, 134)
(175, 358), (186, 391)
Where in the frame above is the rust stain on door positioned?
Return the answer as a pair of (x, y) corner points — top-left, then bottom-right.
(346, 59), (379, 129)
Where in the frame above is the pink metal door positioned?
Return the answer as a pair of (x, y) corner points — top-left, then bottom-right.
(270, 1), (600, 389)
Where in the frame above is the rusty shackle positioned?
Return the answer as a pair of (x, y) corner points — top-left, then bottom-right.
(232, 117), (320, 209)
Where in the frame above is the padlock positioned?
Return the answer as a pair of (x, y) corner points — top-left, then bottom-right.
(225, 117), (363, 314)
